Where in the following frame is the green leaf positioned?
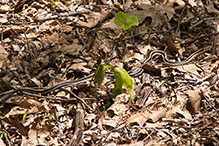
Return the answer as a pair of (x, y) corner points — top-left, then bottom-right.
(114, 11), (139, 30)
(22, 109), (30, 124)
(111, 67), (133, 99)
(93, 64), (111, 87)
(49, 115), (53, 120)
(0, 131), (4, 138)
(51, 0), (56, 6)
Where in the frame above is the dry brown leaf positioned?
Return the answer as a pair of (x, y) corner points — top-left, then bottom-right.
(116, 141), (144, 146)
(0, 4), (10, 13)
(69, 63), (91, 74)
(202, 57), (219, 73)
(0, 139), (6, 146)
(177, 64), (201, 76)
(177, 108), (192, 120)
(166, 104), (192, 120)
(101, 18), (123, 39)
(143, 64), (161, 75)
(78, 7), (110, 28)
(205, 1), (219, 15)
(3, 115), (29, 136)
(167, 0), (185, 7)
(5, 106), (39, 117)
(106, 103), (128, 117)
(137, 45), (154, 55)
(149, 108), (167, 123)
(102, 119), (118, 128)
(125, 111), (151, 126)
(19, 99), (41, 109)
(145, 122), (167, 128)
(129, 5), (175, 25)
(129, 5), (175, 33)
(58, 42), (83, 56)
(0, 45), (8, 57)
(123, 53), (144, 63)
(185, 89), (201, 113)
(30, 77), (43, 88)
(55, 90), (70, 99)
(21, 129), (54, 146)
(0, 15), (7, 23)
(161, 37), (179, 54)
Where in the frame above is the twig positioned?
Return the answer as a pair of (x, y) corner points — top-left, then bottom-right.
(106, 39), (119, 64)
(212, 23), (218, 55)
(183, 0), (200, 19)
(173, 1), (187, 42)
(68, 89), (93, 111)
(19, 25), (33, 74)
(0, 119), (12, 146)
(1, 26), (3, 46)
(200, 89), (218, 111)
(151, 76), (197, 82)
(190, 17), (219, 29)
(180, 32), (219, 46)
(76, 28), (88, 56)
(37, 10), (89, 22)
(123, 30), (172, 40)
(21, 91), (96, 102)
(8, 68), (25, 87)
(68, 102), (84, 146)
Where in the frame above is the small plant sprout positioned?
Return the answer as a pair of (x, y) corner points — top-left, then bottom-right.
(93, 65), (133, 100)
(114, 11), (139, 30)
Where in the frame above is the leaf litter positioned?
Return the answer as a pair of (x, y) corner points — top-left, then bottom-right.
(0, 0), (219, 146)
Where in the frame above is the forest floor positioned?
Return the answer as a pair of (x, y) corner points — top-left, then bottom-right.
(0, 0), (219, 146)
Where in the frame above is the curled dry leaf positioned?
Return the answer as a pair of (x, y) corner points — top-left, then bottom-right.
(78, 6), (110, 28)
(69, 62), (91, 74)
(166, 104), (192, 120)
(125, 111), (151, 127)
(58, 42), (83, 56)
(129, 5), (175, 33)
(4, 106), (37, 117)
(0, 45), (9, 71)
(123, 53), (144, 63)
(0, 14), (7, 23)
(143, 64), (161, 75)
(3, 115), (29, 136)
(149, 108), (167, 123)
(21, 129), (54, 146)
(205, 1), (219, 15)
(185, 89), (202, 113)
(0, 139), (6, 146)
(3, 26), (23, 37)
(176, 64), (201, 76)
(0, 4), (10, 13)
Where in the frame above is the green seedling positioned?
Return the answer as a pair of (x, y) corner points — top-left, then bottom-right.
(114, 11), (139, 30)
(93, 64), (133, 100)
(22, 109), (30, 123)
(51, 0), (56, 6)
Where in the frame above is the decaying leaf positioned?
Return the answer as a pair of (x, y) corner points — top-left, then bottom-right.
(69, 62), (91, 74)
(125, 111), (151, 126)
(166, 104), (192, 120)
(0, 0), (218, 145)
(78, 6), (110, 28)
(149, 108), (167, 123)
(205, 1), (219, 15)
(129, 5), (175, 33)
(0, 4), (10, 13)
(185, 89), (202, 113)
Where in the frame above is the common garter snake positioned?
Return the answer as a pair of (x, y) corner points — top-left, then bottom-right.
(0, 45), (211, 103)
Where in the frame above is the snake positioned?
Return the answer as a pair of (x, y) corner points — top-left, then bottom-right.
(0, 45), (211, 103)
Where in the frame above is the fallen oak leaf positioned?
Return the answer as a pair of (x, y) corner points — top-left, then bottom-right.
(78, 6), (110, 28)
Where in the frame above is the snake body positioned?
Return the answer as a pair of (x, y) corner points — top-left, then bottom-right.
(0, 45), (211, 103)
